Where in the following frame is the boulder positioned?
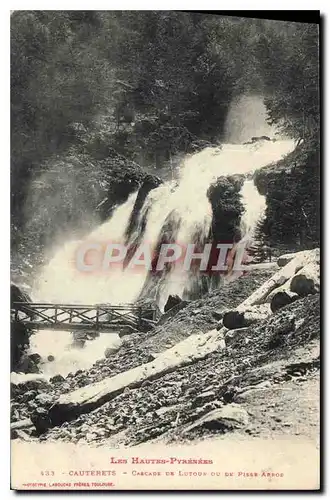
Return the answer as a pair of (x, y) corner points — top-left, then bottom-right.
(222, 311), (245, 330)
(290, 262), (320, 296)
(31, 408), (52, 434)
(104, 346), (120, 358)
(11, 377), (51, 397)
(28, 353), (42, 365)
(183, 404), (249, 434)
(15, 353), (41, 374)
(11, 323), (30, 372)
(277, 252), (306, 268)
(50, 374), (65, 384)
(164, 295), (182, 313)
(158, 300), (189, 324)
(270, 291), (299, 313)
(34, 393), (55, 408)
(238, 248), (320, 309)
(223, 304), (270, 330)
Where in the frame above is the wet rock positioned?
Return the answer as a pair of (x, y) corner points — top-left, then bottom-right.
(104, 347), (120, 358)
(11, 282), (32, 305)
(158, 301), (189, 325)
(29, 353), (41, 364)
(72, 339), (86, 349)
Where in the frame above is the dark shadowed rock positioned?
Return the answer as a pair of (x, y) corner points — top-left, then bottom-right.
(50, 374), (65, 384)
(271, 291), (299, 313)
(290, 264), (320, 297)
(223, 305), (270, 330)
(11, 378), (51, 397)
(11, 283), (32, 306)
(29, 353), (42, 364)
(223, 311), (245, 330)
(157, 300), (189, 325)
(124, 174), (162, 243)
(31, 408), (52, 434)
(164, 295), (182, 313)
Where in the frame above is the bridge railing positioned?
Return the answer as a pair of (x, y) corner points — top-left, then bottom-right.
(11, 301), (159, 333)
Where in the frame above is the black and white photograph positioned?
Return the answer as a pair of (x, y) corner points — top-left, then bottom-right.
(10, 10), (320, 490)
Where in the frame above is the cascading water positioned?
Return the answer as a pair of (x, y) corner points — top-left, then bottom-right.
(26, 138), (295, 377)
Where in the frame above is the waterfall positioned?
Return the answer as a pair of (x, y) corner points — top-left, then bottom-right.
(25, 138), (295, 377)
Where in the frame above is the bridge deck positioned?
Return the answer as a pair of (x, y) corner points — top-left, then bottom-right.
(11, 302), (161, 334)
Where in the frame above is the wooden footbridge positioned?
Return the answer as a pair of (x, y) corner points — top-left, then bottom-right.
(11, 301), (162, 334)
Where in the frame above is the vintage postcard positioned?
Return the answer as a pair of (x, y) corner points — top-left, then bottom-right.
(10, 11), (320, 490)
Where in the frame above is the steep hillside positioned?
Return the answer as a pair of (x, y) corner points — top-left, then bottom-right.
(11, 250), (320, 448)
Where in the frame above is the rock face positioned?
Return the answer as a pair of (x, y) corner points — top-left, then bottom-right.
(11, 283), (33, 372)
(15, 353), (41, 374)
(11, 282), (32, 306)
(125, 174), (162, 243)
(164, 294), (182, 313)
(207, 175), (244, 245)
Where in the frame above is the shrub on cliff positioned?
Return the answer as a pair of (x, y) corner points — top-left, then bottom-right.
(254, 143), (320, 248)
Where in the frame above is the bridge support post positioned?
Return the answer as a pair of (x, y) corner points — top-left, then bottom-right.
(96, 308), (99, 329)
